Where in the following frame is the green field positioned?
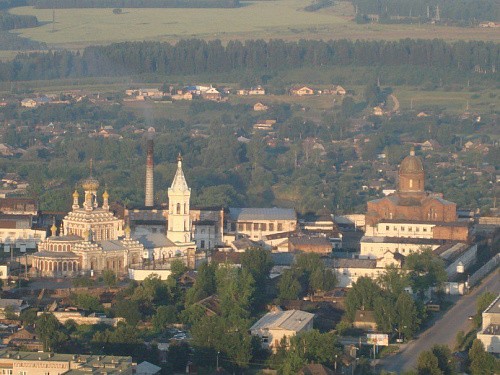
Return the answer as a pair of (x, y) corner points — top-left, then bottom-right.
(8, 0), (500, 50)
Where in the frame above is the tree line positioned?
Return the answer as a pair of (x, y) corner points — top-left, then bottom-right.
(352, 0), (500, 23)
(0, 13), (38, 30)
(0, 30), (46, 50)
(0, 38), (498, 82)
(0, 0), (27, 9)
(31, 0), (239, 8)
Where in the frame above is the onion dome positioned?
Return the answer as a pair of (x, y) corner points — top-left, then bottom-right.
(73, 190), (79, 199)
(81, 176), (100, 191)
(103, 190), (109, 200)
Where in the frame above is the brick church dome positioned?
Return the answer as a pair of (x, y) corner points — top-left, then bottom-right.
(399, 149), (423, 175)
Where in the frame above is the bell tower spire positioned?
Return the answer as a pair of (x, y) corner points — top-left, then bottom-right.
(167, 154), (192, 244)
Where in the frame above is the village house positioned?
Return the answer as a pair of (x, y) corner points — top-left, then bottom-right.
(20, 99), (37, 108)
(253, 102), (269, 111)
(250, 309), (314, 352)
(171, 91), (193, 101)
(253, 119), (277, 131)
(322, 85), (347, 95)
(328, 250), (404, 287)
(290, 86), (315, 96)
(249, 85), (266, 95)
(0, 299), (29, 318)
(3, 327), (43, 351)
(373, 106), (384, 116)
(237, 85), (266, 95)
(201, 87), (222, 101)
(288, 236), (332, 255)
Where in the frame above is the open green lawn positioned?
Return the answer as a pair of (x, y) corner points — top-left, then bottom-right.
(394, 87), (499, 114)
(8, 0), (500, 50)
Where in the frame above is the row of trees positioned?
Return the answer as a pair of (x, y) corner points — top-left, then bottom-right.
(0, 38), (498, 81)
(0, 30), (46, 50)
(352, 0), (500, 22)
(417, 340), (499, 375)
(0, 13), (38, 30)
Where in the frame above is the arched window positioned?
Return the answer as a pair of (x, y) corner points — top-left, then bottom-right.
(177, 203), (181, 214)
(184, 203), (187, 214)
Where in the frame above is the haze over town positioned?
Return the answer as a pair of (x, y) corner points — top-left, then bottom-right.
(0, 0), (498, 374)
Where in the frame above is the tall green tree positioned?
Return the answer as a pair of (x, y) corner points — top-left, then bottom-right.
(35, 313), (68, 351)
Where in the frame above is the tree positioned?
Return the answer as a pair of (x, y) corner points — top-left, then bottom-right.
(20, 308), (38, 325)
(167, 342), (191, 372)
(216, 265), (255, 319)
(185, 263), (217, 306)
(170, 259), (187, 279)
(309, 268), (337, 293)
(102, 270), (117, 288)
(395, 292), (420, 340)
(416, 350), (442, 375)
(240, 247), (273, 307)
(152, 305), (177, 332)
(35, 313), (68, 352)
(475, 292), (496, 326)
(270, 330), (342, 374)
(278, 269), (302, 300)
(113, 299), (141, 326)
(468, 339), (498, 375)
(404, 248), (447, 299)
(431, 345), (455, 375)
(345, 277), (382, 320)
(3, 305), (18, 320)
(377, 265), (410, 295)
(364, 81), (382, 106)
(71, 292), (102, 312)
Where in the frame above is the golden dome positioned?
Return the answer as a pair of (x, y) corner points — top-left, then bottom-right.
(81, 176), (100, 191)
(103, 190), (109, 199)
(73, 190), (79, 198)
(399, 149), (423, 175)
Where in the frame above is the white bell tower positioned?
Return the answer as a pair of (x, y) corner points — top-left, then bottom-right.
(167, 154), (193, 244)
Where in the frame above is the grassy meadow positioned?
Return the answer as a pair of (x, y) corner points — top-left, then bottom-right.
(8, 0), (500, 50)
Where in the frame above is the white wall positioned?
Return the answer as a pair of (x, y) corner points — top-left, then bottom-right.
(128, 269), (172, 281)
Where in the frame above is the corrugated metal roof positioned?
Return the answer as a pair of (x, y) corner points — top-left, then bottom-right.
(250, 310), (314, 332)
(134, 233), (176, 249)
(229, 207), (296, 221)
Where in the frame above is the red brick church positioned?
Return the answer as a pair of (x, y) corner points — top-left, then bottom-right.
(366, 149), (469, 241)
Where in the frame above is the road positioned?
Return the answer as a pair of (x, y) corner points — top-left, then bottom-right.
(380, 270), (499, 373)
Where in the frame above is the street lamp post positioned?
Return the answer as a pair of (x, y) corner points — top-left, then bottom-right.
(216, 351), (220, 370)
(334, 354), (338, 371)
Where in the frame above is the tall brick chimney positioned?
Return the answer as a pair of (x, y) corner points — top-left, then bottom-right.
(145, 127), (155, 207)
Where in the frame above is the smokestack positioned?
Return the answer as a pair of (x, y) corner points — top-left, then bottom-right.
(145, 127), (155, 207)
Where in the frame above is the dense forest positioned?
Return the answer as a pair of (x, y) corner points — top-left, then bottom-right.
(0, 38), (498, 82)
(352, 0), (500, 22)
(0, 13), (38, 30)
(31, 0), (239, 8)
